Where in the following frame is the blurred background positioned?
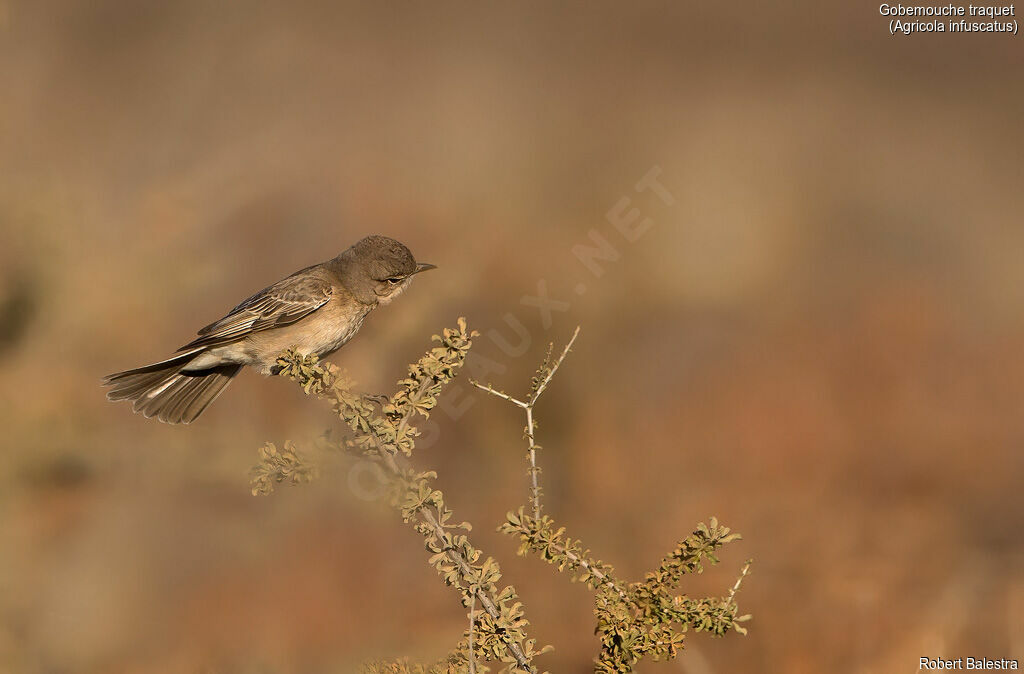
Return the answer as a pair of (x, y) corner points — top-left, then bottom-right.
(1, 1), (1022, 672)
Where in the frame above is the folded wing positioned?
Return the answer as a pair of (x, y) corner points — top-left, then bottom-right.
(179, 266), (333, 350)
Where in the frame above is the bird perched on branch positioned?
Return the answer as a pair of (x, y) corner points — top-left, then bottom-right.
(104, 234), (435, 424)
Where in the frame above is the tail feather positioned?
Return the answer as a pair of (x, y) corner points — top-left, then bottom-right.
(104, 348), (203, 381)
(154, 376), (200, 422)
(104, 354), (241, 424)
(106, 367), (182, 401)
(162, 366), (239, 424)
(134, 374), (193, 418)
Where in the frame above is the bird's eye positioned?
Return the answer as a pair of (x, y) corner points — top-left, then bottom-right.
(385, 277), (402, 285)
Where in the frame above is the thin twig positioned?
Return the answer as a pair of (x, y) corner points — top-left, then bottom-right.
(727, 560), (753, 605)
(469, 380), (528, 408)
(529, 325), (580, 405)
(525, 405), (541, 518)
(473, 327), (581, 519)
(537, 536), (631, 603)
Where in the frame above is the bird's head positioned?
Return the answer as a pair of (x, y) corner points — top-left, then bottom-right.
(341, 235), (436, 305)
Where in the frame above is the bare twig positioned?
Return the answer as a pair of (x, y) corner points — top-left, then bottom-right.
(472, 327), (581, 518)
(529, 325), (580, 405)
(469, 381), (528, 409)
(727, 559), (753, 605)
(525, 405), (540, 517)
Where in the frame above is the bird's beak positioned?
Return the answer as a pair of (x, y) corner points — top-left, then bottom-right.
(414, 262), (437, 274)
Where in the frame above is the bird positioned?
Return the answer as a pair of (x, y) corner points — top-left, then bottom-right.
(103, 234), (436, 425)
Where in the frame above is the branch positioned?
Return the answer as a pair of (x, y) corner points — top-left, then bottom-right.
(500, 508), (630, 602)
(259, 318), (753, 673)
(272, 320), (539, 673)
(728, 559), (753, 606)
(468, 594), (477, 674)
(472, 326), (580, 518)
(468, 381), (527, 409)
(529, 325), (580, 405)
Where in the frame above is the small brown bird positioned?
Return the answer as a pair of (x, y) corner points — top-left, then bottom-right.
(104, 235), (435, 424)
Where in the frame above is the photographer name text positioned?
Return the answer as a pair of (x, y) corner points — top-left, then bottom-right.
(920, 657), (1019, 670)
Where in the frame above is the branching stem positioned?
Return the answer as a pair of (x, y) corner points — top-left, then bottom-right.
(376, 385), (536, 667)
(263, 321), (752, 674)
(529, 326), (580, 406)
(472, 326), (580, 518)
(544, 537), (631, 603)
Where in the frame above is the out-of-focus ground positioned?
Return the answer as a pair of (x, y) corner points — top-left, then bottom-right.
(1, 2), (1022, 672)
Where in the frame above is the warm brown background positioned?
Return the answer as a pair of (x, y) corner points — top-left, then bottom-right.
(1, 2), (1022, 673)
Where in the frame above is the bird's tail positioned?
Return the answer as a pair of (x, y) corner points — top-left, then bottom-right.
(103, 351), (241, 425)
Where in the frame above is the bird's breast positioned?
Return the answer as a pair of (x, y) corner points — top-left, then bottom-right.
(295, 299), (370, 354)
(245, 299), (371, 373)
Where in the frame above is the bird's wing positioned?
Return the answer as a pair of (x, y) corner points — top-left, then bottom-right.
(179, 267), (333, 350)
